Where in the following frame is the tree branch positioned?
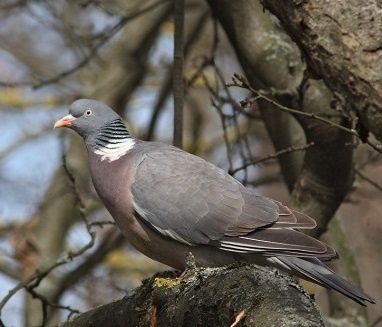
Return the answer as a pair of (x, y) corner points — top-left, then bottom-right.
(62, 264), (324, 327)
(230, 142), (314, 176)
(206, 0), (355, 238)
(51, 230), (124, 304)
(262, 0), (382, 144)
(172, 0), (185, 148)
(206, 0), (307, 191)
(0, 142), (95, 321)
(0, 0), (170, 89)
(144, 10), (209, 141)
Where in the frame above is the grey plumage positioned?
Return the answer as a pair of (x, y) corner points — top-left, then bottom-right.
(54, 98), (375, 306)
(132, 146), (278, 244)
(277, 256), (373, 305)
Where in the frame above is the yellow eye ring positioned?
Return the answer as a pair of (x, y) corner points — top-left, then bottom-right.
(85, 109), (92, 116)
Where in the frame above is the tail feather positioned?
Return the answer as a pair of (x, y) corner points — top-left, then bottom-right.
(277, 256), (375, 306)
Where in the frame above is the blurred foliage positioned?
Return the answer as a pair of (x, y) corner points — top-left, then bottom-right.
(0, 0), (380, 326)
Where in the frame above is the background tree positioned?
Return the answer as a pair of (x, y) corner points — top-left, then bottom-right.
(0, 0), (380, 326)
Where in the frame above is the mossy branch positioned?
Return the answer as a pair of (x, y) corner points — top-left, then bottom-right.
(62, 264), (324, 327)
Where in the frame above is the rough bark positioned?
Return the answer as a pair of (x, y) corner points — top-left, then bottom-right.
(62, 264), (324, 327)
(289, 80), (354, 238)
(208, 0), (306, 191)
(262, 0), (382, 143)
(206, 0), (354, 236)
(206, 0), (357, 315)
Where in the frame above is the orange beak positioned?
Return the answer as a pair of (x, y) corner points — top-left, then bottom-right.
(54, 114), (76, 128)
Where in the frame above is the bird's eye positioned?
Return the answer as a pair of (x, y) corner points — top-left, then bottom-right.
(85, 109), (92, 116)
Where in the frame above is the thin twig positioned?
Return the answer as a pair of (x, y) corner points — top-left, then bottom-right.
(228, 74), (358, 135)
(201, 67), (234, 171)
(0, 260), (20, 280)
(51, 231), (124, 303)
(356, 151), (381, 170)
(213, 62), (254, 183)
(211, 98), (234, 171)
(89, 220), (116, 228)
(230, 310), (245, 327)
(145, 10), (209, 141)
(355, 169), (382, 192)
(371, 315), (382, 327)
(0, 126), (52, 161)
(230, 142), (315, 176)
(0, 0), (169, 89)
(26, 287), (80, 325)
(173, 0), (185, 148)
(0, 146), (95, 315)
(228, 74), (382, 154)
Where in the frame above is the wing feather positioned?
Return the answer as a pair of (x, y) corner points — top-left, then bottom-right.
(219, 229), (327, 254)
(131, 142), (329, 260)
(131, 144), (278, 244)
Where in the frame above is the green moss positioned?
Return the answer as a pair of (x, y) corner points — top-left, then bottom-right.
(153, 277), (181, 288)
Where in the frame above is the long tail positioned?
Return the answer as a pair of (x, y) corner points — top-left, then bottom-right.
(276, 256), (375, 306)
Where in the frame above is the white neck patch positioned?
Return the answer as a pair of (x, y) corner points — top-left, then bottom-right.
(93, 138), (135, 162)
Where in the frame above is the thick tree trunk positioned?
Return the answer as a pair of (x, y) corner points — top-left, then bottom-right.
(206, 0), (354, 239)
(62, 264), (324, 327)
(208, 0), (307, 191)
(262, 0), (382, 143)
(206, 0), (357, 317)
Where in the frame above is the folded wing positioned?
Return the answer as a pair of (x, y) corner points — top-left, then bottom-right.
(132, 143), (334, 260)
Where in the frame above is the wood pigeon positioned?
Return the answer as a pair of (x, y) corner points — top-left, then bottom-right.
(54, 99), (375, 305)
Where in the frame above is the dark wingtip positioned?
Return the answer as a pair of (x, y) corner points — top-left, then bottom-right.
(292, 210), (317, 229)
(276, 256), (376, 306)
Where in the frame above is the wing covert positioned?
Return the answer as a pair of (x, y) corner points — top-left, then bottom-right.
(131, 145), (279, 245)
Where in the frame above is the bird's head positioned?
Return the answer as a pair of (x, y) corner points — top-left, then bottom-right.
(54, 99), (121, 139)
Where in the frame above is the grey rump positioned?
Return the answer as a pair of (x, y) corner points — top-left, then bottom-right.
(54, 98), (375, 306)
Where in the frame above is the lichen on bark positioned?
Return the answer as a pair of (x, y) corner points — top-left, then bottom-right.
(62, 264), (324, 327)
(262, 0), (382, 143)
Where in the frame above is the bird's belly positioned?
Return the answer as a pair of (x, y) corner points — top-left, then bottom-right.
(112, 211), (187, 269)
(112, 212), (239, 270)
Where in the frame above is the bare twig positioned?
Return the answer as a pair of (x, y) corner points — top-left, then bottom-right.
(355, 169), (382, 192)
(172, 0), (185, 148)
(212, 63), (254, 183)
(26, 287), (80, 325)
(0, 126), (51, 162)
(145, 10), (209, 141)
(0, 221), (24, 236)
(0, 0), (27, 11)
(0, 0), (169, 89)
(0, 261), (20, 280)
(249, 173), (282, 187)
(0, 148), (95, 315)
(201, 68), (234, 171)
(371, 315), (382, 327)
(89, 220), (116, 228)
(200, 64), (259, 178)
(228, 74), (382, 153)
(230, 142), (315, 176)
(51, 231), (124, 303)
(229, 74), (358, 135)
(211, 97), (234, 171)
(230, 310), (245, 327)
